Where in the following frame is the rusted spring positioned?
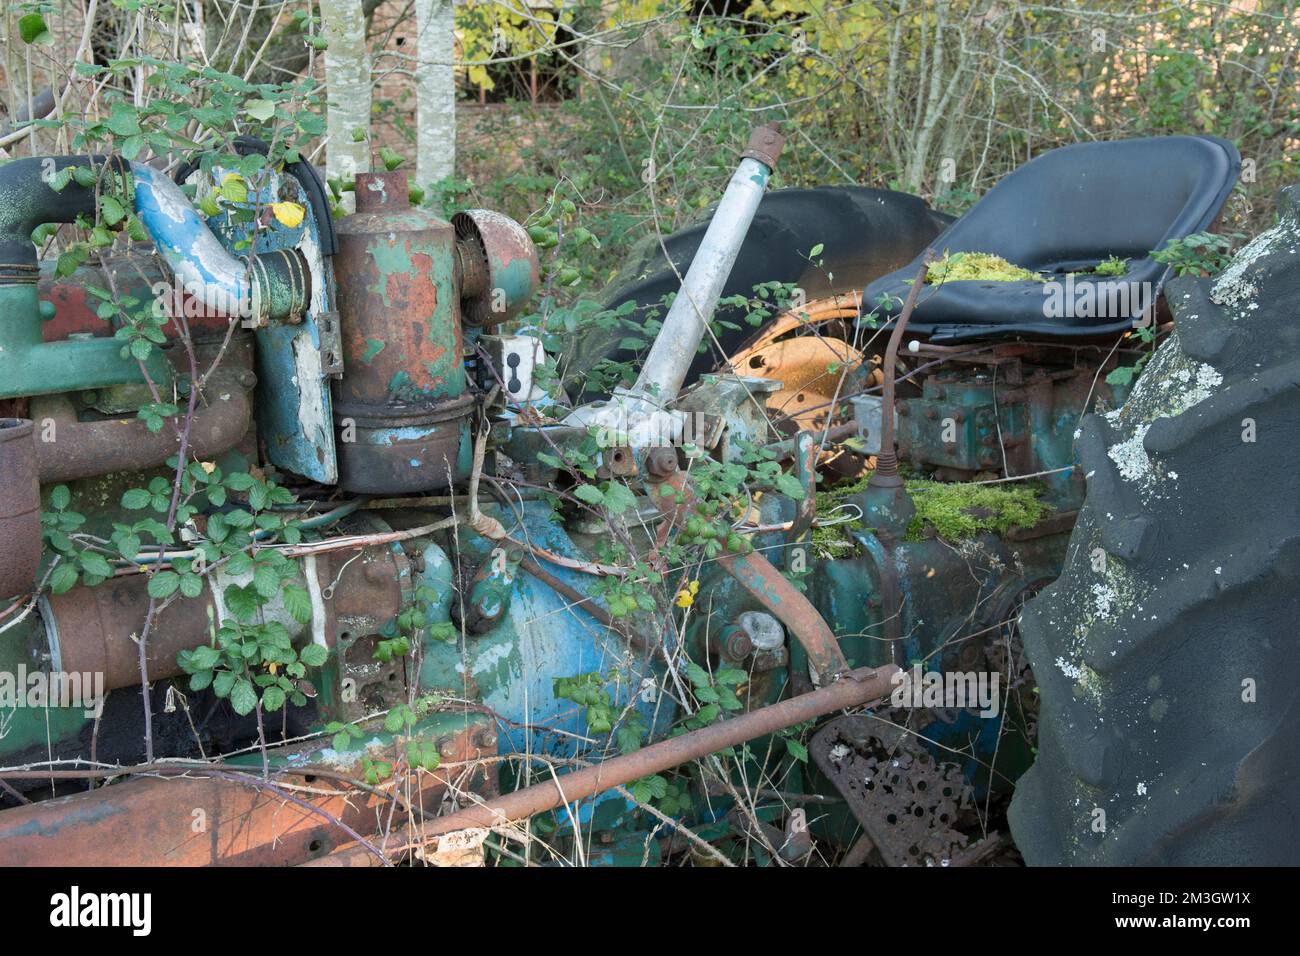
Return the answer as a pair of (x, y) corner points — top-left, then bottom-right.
(874, 254), (933, 480)
(303, 664), (899, 866)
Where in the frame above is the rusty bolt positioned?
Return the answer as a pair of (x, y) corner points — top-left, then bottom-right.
(237, 370), (258, 389)
(645, 447), (679, 479)
(897, 403), (910, 416)
(437, 737), (459, 760)
(924, 406), (938, 420)
(474, 728), (499, 751)
(953, 410), (966, 424)
(725, 630), (754, 661)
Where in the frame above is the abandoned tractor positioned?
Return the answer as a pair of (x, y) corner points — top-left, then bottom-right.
(0, 125), (1294, 866)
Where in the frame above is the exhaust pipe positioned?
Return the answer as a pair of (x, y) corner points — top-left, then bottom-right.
(629, 123), (785, 403)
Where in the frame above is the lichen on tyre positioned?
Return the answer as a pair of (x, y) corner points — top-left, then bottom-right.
(1009, 187), (1300, 865)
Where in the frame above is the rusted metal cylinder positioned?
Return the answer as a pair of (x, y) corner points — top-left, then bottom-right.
(306, 665), (899, 866)
(332, 170), (471, 494)
(30, 382), (251, 483)
(0, 418), (41, 600)
(43, 573), (223, 691)
(452, 209), (539, 327)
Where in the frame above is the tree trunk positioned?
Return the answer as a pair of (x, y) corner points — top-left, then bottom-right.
(415, 0), (456, 188)
(319, 0), (372, 201)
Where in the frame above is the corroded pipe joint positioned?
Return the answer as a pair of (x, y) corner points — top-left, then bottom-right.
(741, 122), (785, 170)
(0, 419), (41, 600)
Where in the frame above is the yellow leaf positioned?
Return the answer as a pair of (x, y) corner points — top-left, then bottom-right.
(675, 589), (695, 609)
(271, 201), (305, 228)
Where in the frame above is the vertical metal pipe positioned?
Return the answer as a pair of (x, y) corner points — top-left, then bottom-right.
(630, 125), (784, 402)
(0, 419), (40, 601)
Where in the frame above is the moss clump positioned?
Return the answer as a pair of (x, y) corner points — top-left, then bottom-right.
(925, 251), (1043, 284)
(905, 480), (1048, 541)
(811, 472), (871, 556)
(1093, 255), (1128, 277)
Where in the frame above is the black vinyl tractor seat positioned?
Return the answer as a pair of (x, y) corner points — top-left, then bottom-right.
(860, 135), (1241, 342)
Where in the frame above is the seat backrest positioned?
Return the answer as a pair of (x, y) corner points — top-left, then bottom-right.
(934, 136), (1240, 270)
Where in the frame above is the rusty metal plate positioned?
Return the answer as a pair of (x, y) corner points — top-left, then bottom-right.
(810, 714), (971, 866)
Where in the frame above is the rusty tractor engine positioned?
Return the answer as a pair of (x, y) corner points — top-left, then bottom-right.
(0, 127), (1264, 867)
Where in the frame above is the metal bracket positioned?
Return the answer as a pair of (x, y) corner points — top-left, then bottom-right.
(317, 309), (344, 379)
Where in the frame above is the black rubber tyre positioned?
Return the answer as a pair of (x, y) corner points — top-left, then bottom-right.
(1009, 188), (1300, 865)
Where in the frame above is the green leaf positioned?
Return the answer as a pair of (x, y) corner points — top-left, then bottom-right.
(79, 551), (113, 579)
(299, 643), (328, 668)
(573, 484), (605, 506)
(230, 679), (258, 716)
(50, 485), (71, 511)
(106, 104), (142, 137)
(696, 703), (721, 724)
(774, 473), (806, 500)
(179, 573), (204, 598)
(18, 13), (52, 45)
(212, 670), (236, 699)
(251, 562), (280, 599)
(189, 645), (221, 670)
(244, 98), (276, 122)
(100, 196), (126, 226)
(601, 481), (637, 516)
(808, 243), (825, 258)
(50, 563), (80, 595)
(282, 585), (312, 624)
(121, 488), (151, 509)
(685, 661), (710, 688)
(223, 583), (260, 621)
(148, 570), (180, 599)
(786, 738), (809, 763)
(262, 686), (286, 711)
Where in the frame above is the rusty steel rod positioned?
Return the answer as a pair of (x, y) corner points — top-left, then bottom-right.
(305, 665), (899, 866)
(871, 254), (932, 481)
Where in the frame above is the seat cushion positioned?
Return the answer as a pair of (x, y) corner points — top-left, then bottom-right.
(861, 135), (1240, 341)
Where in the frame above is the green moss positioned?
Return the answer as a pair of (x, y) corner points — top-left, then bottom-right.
(811, 473), (871, 556)
(808, 472), (1049, 555)
(905, 480), (1048, 541)
(925, 251), (1043, 284)
(1093, 255), (1128, 277)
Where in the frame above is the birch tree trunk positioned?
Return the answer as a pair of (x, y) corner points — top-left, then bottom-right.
(319, 0), (372, 204)
(415, 0), (456, 187)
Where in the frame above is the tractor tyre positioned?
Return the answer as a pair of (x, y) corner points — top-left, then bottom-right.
(1008, 188), (1300, 865)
